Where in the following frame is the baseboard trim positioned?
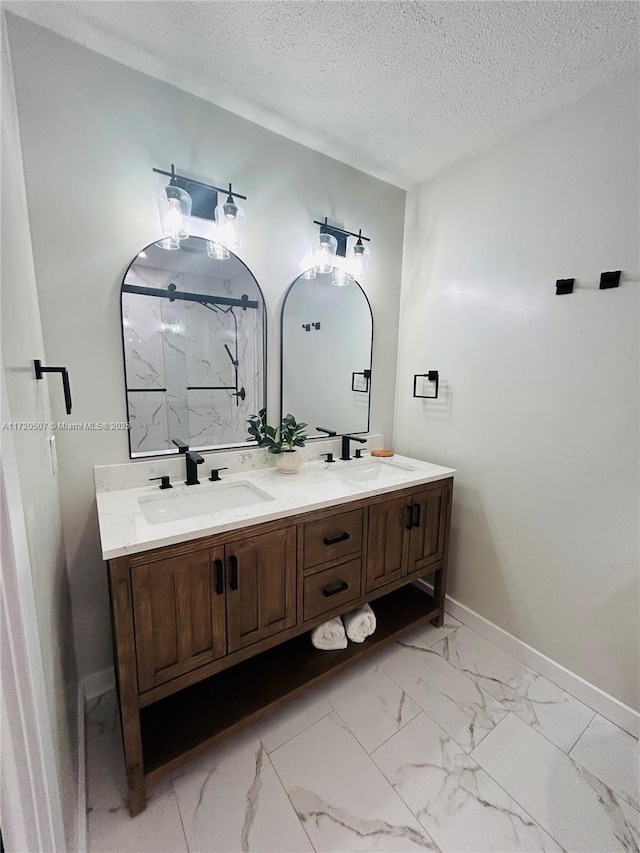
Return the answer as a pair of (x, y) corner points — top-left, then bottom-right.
(76, 679), (87, 853)
(83, 667), (115, 701)
(414, 582), (639, 739)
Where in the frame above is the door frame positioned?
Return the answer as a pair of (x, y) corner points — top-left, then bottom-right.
(0, 374), (66, 852)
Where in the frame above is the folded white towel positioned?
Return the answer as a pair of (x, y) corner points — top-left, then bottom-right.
(311, 616), (348, 650)
(342, 603), (376, 643)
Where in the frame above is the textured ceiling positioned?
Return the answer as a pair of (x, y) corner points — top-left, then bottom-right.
(5, 1), (639, 188)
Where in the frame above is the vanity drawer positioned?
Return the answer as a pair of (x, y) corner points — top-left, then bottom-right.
(303, 509), (363, 570)
(303, 558), (362, 621)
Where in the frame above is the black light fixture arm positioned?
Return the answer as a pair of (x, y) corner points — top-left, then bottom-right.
(152, 165), (247, 201)
(313, 217), (370, 243)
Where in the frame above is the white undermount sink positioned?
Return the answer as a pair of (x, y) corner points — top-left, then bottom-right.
(138, 481), (275, 525)
(332, 458), (418, 484)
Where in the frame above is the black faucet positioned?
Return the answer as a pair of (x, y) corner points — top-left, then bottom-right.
(315, 426), (337, 436)
(185, 450), (204, 485)
(172, 437), (189, 454)
(340, 434), (367, 461)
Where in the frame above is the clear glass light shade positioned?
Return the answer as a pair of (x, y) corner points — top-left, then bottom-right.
(331, 266), (352, 287)
(313, 233), (338, 274)
(157, 184), (191, 242)
(154, 235), (180, 251)
(215, 198), (246, 249)
(206, 240), (230, 260)
(300, 246), (317, 279)
(347, 239), (370, 282)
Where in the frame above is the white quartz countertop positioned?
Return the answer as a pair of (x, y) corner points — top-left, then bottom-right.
(96, 454), (456, 560)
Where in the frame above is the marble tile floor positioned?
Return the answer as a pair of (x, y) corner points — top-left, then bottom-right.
(86, 613), (639, 852)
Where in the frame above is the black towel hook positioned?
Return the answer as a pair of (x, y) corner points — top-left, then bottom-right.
(34, 359), (72, 415)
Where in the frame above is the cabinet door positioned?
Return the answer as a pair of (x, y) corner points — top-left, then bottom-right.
(225, 527), (297, 653)
(406, 484), (449, 574)
(366, 495), (411, 592)
(131, 547), (226, 692)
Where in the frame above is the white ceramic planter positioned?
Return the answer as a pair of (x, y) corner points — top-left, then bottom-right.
(275, 450), (302, 474)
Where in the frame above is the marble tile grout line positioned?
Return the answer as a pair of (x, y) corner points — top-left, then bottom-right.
(361, 646), (552, 839)
(435, 618), (607, 754)
(258, 704), (335, 755)
(564, 709), (599, 756)
(266, 746), (322, 853)
(370, 708), (558, 853)
(468, 711), (570, 852)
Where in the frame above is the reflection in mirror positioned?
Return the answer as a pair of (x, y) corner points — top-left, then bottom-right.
(121, 237), (265, 457)
(281, 271), (372, 437)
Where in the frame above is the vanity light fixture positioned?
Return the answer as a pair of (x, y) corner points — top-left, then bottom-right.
(153, 165), (247, 253)
(215, 184), (246, 251)
(303, 218), (371, 284)
(348, 230), (371, 283)
(155, 165), (192, 247)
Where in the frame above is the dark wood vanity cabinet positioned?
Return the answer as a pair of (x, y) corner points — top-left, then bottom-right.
(131, 548), (227, 692)
(107, 477), (453, 816)
(365, 482), (450, 592)
(225, 527), (297, 653)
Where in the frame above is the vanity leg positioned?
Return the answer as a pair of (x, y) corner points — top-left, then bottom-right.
(108, 557), (147, 816)
(122, 712), (146, 816)
(431, 482), (453, 628)
(432, 566), (445, 627)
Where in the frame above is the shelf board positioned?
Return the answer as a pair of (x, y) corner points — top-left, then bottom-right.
(141, 584), (438, 783)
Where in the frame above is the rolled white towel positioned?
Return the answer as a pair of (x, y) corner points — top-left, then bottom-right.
(311, 616), (348, 650)
(342, 603), (376, 643)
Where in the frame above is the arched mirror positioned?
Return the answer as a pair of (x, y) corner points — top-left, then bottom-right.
(121, 236), (266, 457)
(281, 271), (372, 437)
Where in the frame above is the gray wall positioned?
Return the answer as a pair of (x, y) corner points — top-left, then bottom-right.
(396, 69), (639, 710)
(7, 14), (406, 679)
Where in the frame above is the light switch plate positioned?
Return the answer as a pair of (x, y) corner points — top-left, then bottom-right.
(49, 434), (58, 475)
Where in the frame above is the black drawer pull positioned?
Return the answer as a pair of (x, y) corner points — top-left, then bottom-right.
(323, 532), (350, 546)
(412, 503), (421, 528)
(322, 580), (349, 597)
(405, 505), (414, 530)
(214, 559), (224, 595)
(229, 555), (239, 591)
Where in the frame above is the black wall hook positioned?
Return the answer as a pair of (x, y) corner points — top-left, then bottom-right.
(599, 270), (621, 290)
(556, 278), (574, 295)
(34, 359), (72, 414)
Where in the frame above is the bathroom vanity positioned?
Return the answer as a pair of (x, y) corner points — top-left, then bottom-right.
(97, 454), (454, 815)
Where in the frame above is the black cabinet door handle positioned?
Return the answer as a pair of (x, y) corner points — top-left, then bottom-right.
(405, 505), (414, 530)
(214, 559), (224, 595)
(323, 532), (350, 546)
(322, 580), (349, 597)
(229, 555), (239, 591)
(412, 503), (421, 528)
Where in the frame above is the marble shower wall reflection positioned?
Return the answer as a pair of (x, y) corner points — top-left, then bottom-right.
(122, 240), (265, 456)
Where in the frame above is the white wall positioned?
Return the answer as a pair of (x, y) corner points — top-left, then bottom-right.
(1, 16), (78, 847)
(396, 69), (639, 709)
(6, 14), (405, 680)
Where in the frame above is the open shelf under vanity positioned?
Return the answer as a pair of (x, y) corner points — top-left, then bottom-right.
(141, 584), (438, 785)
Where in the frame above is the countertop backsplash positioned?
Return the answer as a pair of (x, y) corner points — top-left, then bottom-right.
(94, 434), (384, 493)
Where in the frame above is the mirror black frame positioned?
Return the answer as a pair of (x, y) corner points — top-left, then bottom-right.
(120, 238), (267, 458)
(280, 271), (373, 439)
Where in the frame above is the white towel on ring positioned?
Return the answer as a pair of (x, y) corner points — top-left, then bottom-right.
(342, 603), (376, 643)
(311, 616), (348, 650)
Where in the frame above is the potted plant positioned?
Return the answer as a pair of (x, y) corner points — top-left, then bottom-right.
(247, 408), (308, 474)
